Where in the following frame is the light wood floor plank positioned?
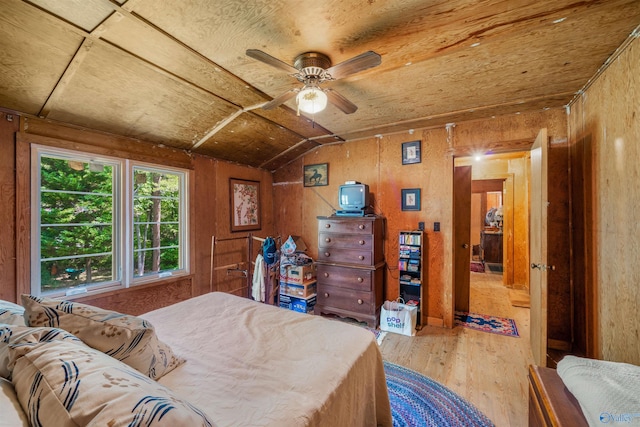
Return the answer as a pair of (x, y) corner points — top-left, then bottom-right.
(380, 272), (533, 427)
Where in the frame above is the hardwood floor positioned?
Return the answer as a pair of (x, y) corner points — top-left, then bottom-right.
(379, 272), (534, 427)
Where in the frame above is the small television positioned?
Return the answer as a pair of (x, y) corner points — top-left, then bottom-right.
(338, 183), (370, 211)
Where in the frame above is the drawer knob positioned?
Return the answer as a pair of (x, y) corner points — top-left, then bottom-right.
(325, 237), (331, 243)
(325, 223), (331, 228)
(358, 224), (365, 230)
(358, 240), (365, 245)
(324, 292), (330, 298)
(358, 255), (365, 260)
(357, 277), (363, 283)
(357, 299), (363, 305)
(325, 252), (331, 257)
(324, 272), (329, 278)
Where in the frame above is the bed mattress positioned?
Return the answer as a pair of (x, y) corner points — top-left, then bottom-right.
(141, 292), (392, 427)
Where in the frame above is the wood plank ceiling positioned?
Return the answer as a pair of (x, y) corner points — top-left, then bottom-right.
(1, 0), (639, 170)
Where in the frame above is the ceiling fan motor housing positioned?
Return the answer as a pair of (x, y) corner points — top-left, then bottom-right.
(294, 52), (331, 79)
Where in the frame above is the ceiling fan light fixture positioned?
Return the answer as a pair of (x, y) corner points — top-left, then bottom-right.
(296, 86), (327, 114)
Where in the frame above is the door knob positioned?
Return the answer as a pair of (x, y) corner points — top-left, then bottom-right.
(531, 263), (556, 271)
(462, 243), (469, 249)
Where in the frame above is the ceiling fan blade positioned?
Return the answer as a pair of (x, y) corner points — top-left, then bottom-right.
(262, 88), (299, 110)
(246, 49), (299, 74)
(325, 89), (358, 114)
(325, 51), (381, 80)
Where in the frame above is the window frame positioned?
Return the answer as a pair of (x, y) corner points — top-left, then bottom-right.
(31, 145), (189, 297)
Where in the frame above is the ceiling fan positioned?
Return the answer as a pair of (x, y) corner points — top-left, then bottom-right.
(246, 49), (381, 115)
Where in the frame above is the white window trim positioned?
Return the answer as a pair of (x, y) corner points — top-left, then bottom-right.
(127, 161), (189, 286)
(31, 145), (190, 297)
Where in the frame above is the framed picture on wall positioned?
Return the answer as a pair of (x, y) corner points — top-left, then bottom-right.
(401, 188), (421, 211)
(402, 140), (421, 165)
(230, 178), (261, 231)
(303, 163), (329, 187)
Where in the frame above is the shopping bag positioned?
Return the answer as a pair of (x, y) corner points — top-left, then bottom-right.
(380, 298), (418, 336)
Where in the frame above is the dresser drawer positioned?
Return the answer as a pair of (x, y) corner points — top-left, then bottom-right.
(318, 218), (375, 235)
(316, 264), (372, 291)
(318, 232), (372, 250)
(317, 247), (372, 266)
(316, 284), (373, 315)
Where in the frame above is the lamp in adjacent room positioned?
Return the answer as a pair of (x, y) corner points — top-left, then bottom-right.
(296, 84), (327, 114)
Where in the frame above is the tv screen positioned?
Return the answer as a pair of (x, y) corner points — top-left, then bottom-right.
(339, 184), (370, 210)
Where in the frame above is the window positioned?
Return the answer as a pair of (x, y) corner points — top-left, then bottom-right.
(32, 146), (188, 297)
(132, 167), (184, 279)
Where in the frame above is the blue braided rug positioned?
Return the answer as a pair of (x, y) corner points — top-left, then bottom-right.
(385, 362), (494, 427)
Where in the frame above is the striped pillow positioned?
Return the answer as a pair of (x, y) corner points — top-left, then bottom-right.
(21, 295), (182, 380)
(0, 324), (80, 379)
(0, 300), (26, 326)
(12, 339), (211, 427)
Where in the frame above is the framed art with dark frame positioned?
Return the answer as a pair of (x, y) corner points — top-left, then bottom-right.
(401, 188), (421, 211)
(303, 163), (329, 187)
(402, 140), (421, 165)
(230, 178), (261, 232)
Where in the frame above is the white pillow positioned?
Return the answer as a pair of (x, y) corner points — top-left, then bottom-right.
(557, 355), (640, 426)
(0, 378), (28, 427)
(0, 301), (25, 326)
(22, 294), (183, 380)
(12, 339), (212, 427)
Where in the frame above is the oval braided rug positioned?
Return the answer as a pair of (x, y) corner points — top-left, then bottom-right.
(384, 361), (495, 427)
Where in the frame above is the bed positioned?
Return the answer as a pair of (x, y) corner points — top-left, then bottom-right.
(1, 292), (392, 427)
(529, 356), (640, 427)
(528, 365), (588, 426)
(143, 292), (392, 426)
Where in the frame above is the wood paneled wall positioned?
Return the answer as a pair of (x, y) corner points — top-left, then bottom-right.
(0, 112), (18, 302)
(568, 35), (640, 364)
(0, 115), (274, 314)
(274, 109), (568, 328)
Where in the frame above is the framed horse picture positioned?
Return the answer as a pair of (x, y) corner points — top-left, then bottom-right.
(303, 163), (329, 187)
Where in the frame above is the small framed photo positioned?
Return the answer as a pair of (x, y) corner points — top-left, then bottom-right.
(401, 188), (421, 211)
(230, 178), (261, 232)
(303, 163), (328, 187)
(402, 140), (421, 165)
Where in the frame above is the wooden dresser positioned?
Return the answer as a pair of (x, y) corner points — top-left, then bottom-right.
(315, 216), (385, 327)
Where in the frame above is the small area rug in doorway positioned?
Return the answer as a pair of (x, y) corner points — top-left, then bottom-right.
(454, 311), (519, 337)
(384, 361), (494, 427)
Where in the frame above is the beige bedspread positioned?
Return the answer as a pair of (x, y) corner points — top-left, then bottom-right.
(141, 292), (392, 427)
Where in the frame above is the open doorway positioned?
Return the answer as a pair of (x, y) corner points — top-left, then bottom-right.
(454, 152), (531, 318)
(470, 180), (505, 276)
